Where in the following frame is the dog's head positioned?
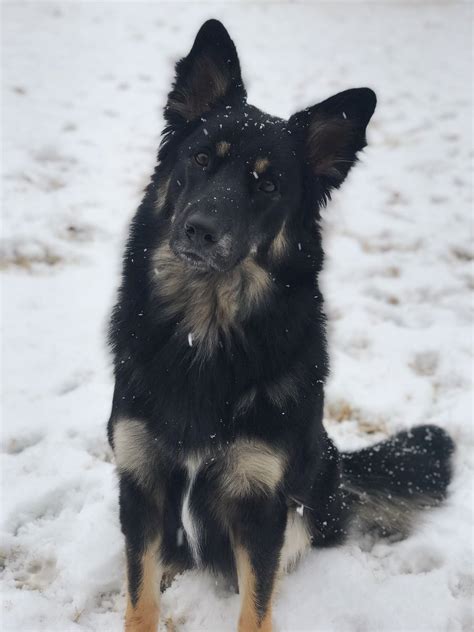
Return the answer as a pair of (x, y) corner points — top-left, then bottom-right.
(158, 20), (376, 273)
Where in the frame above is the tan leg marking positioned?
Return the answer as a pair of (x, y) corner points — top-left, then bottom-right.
(279, 510), (312, 573)
(125, 542), (161, 632)
(221, 439), (286, 498)
(235, 546), (273, 632)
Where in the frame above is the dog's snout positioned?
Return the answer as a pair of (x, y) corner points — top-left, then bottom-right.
(171, 207), (234, 271)
(185, 213), (219, 246)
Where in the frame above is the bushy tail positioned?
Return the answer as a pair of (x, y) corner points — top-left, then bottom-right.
(341, 424), (455, 539)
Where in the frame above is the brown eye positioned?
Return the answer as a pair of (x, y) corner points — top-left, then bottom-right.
(259, 179), (276, 193)
(194, 152), (210, 167)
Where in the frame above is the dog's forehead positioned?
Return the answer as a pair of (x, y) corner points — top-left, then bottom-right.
(199, 105), (296, 167)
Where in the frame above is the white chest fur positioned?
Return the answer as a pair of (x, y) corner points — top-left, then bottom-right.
(181, 455), (204, 566)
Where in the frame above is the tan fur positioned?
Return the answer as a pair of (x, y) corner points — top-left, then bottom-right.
(125, 541), (161, 632)
(279, 510), (312, 573)
(235, 546), (273, 632)
(268, 222), (288, 260)
(167, 57), (230, 121)
(151, 245), (272, 357)
(216, 141), (231, 157)
(254, 158), (270, 174)
(154, 177), (171, 214)
(113, 420), (160, 488)
(241, 258), (272, 307)
(221, 439), (286, 498)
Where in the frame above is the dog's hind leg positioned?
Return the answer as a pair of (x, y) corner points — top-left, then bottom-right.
(232, 496), (287, 632)
(119, 474), (162, 632)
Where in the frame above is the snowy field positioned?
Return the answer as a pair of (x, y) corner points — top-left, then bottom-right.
(1, 1), (473, 631)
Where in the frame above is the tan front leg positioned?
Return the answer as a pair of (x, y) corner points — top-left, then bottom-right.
(235, 546), (274, 632)
(125, 541), (161, 632)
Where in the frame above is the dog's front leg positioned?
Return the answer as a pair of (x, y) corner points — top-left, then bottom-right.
(119, 474), (162, 632)
(232, 495), (287, 632)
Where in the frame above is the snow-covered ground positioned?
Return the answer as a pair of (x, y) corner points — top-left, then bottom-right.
(1, 2), (472, 631)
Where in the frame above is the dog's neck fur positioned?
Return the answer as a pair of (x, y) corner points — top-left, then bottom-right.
(151, 241), (273, 358)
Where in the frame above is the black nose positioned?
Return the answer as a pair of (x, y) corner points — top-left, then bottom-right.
(184, 213), (218, 247)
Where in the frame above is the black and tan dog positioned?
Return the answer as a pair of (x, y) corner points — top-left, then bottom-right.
(107, 20), (454, 632)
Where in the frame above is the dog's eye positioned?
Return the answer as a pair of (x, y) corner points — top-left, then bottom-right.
(259, 179), (277, 193)
(194, 152), (210, 167)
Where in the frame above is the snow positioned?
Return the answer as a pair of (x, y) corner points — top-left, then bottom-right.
(1, 2), (472, 631)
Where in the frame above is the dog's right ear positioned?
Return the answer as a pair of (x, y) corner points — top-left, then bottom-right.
(165, 20), (246, 128)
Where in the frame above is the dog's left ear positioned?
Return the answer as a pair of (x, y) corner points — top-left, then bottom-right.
(165, 19), (245, 128)
(289, 88), (376, 190)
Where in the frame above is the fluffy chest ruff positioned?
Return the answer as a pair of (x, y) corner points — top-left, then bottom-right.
(151, 243), (273, 357)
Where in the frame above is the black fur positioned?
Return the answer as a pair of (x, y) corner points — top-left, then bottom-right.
(107, 19), (454, 628)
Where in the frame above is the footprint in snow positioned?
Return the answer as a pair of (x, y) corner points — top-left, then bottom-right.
(9, 553), (58, 592)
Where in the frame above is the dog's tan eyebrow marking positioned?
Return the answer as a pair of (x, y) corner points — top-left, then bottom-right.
(216, 141), (231, 157)
(254, 157), (270, 174)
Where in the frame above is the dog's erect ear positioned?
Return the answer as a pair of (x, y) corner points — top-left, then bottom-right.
(289, 88), (376, 190)
(165, 20), (245, 127)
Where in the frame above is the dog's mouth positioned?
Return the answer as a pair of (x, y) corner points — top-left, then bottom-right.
(170, 233), (240, 274)
(175, 249), (216, 272)
(174, 248), (241, 275)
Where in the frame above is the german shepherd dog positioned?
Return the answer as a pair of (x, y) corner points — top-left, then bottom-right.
(107, 20), (454, 632)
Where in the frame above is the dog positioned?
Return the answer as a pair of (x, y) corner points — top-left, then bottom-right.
(107, 19), (454, 632)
